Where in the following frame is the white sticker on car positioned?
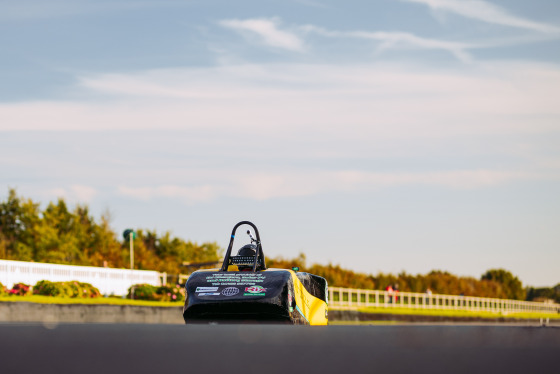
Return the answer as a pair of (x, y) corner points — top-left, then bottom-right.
(196, 287), (219, 292)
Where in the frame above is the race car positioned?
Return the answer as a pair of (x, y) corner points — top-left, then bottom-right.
(183, 221), (328, 325)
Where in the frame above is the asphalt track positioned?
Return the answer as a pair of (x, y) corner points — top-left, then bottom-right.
(1, 323), (559, 374)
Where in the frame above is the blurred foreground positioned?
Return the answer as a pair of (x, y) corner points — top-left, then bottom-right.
(0, 323), (558, 374)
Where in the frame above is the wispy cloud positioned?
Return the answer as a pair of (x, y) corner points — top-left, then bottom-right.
(301, 25), (474, 62)
(48, 185), (97, 203)
(2, 61), (559, 203)
(115, 169), (543, 203)
(219, 17), (477, 61)
(219, 18), (306, 52)
(3, 62), (559, 135)
(117, 185), (217, 204)
(401, 0), (560, 34)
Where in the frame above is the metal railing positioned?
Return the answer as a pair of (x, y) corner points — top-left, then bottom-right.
(329, 287), (560, 314)
(0, 259), (166, 296)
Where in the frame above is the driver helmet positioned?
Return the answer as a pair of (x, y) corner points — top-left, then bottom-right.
(237, 244), (258, 271)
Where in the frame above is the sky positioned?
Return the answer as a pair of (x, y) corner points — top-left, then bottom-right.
(1, 0), (559, 287)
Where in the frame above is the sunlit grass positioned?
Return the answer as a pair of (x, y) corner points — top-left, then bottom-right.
(331, 306), (560, 320)
(1, 295), (556, 320)
(0, 295), (183, 307)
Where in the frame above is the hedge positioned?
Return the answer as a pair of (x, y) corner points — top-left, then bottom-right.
(32, 280), (101, 298)
(9, 283), (32, 296)
(128, 284), (184, 302)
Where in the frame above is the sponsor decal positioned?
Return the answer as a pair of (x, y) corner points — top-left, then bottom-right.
(245, 286), (266, 294)
(196, 287), (218, 292)
(243, 285), (266, 296)
(197, 292), (220, 296)
(205, 273), (266, 286)
(221, 287), (239, 296)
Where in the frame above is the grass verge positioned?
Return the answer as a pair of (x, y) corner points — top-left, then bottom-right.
(2, 296), (557, 319)
(0, 295), (183, 308)
(332, 306), (560, 320)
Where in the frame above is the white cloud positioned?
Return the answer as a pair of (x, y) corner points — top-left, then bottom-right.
(301, 25), (473, 62)
(219, 18), (305, 52)
(115, 169), (544, 203)
(2, 62), (559, 137)
(1, 62), (559, 203)
(71, 184), (97, 201)
(117, 185), (218, 203)
(47, 185), (97, 203)
(401, 0), (560, 34)
(1, 58), (558, 208)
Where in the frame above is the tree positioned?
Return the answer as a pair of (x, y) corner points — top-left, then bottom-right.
(526, 283), (560, 303)
(0, 189), (40, 260)
(85, 210), (127, 268)
(481, 269), (525, 300)
(0, 190), (222, 275)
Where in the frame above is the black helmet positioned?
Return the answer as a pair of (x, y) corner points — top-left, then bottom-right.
(237, 244), (257, 257)
(236, 244), (258, 271)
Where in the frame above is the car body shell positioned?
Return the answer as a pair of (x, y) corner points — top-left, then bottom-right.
(183, 267), (328, 325)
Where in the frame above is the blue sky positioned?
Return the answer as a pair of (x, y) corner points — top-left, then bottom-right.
(1, 0), (559, 286)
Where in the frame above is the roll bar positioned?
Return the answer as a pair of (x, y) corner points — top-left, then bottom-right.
(219, 221), (266, 272)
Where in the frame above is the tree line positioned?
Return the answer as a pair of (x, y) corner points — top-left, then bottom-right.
(0, 189), (221, 282)
(1, 189), (558, 302)
(266, 256), (558, 303)
(267, 254), (536, 300)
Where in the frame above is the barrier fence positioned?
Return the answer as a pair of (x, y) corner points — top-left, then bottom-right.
(2, 259), (558, 314)
(329, 287), (560, 314)
(0, 259), (166, 296)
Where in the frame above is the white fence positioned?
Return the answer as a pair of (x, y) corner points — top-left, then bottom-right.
(329, 287), (560, 315)
(0, 259), (165, 296)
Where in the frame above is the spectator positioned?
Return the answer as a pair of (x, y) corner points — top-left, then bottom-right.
(386, 284), (394, 303)
(426, 288), (432, 305)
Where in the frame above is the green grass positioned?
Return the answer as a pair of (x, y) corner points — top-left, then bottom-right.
(1, 295), (556, 320)
(0, 295), (183, 307)
(332, 306), (560, 320)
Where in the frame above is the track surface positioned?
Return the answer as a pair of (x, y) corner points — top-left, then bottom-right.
(1, 323), (559, 374)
